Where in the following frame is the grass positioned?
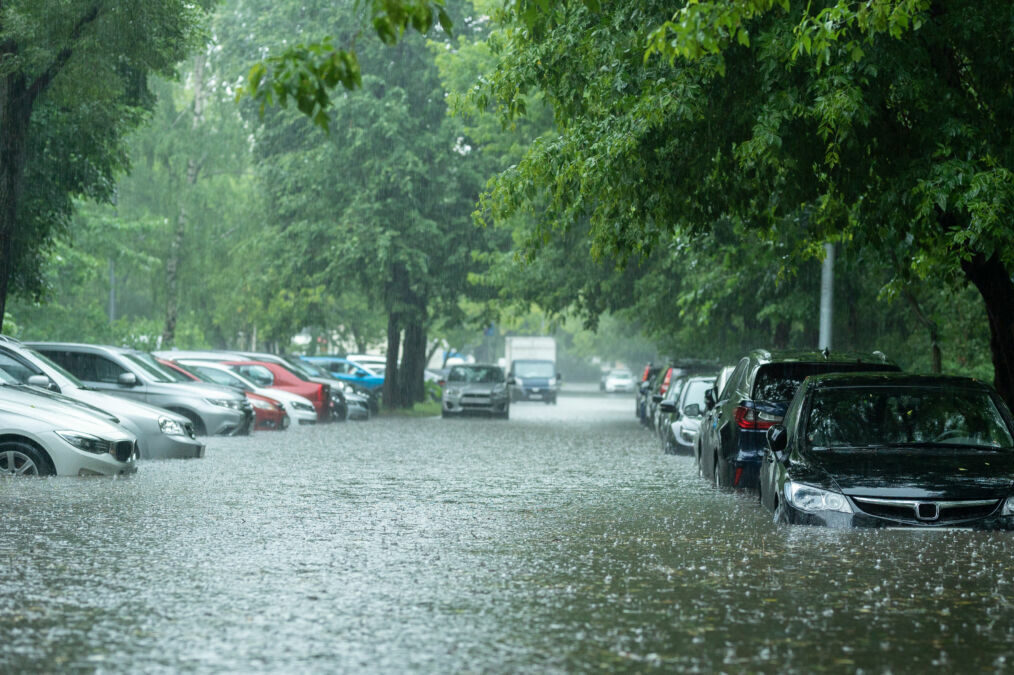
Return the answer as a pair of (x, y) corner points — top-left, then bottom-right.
(378, 399), (442, 418)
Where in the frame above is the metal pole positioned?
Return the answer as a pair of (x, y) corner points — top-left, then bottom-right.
(108, 259), (116, 322)
(819, 242), (834, 350)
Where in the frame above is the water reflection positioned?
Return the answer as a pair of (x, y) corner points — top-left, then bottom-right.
(1, 389), (1014, 672)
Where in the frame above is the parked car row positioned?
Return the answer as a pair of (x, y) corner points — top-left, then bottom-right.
(0, 337), (381, 477)
(638, 349), (1014, 530)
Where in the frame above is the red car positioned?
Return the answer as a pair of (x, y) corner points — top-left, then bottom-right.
(158, 359), (290, 431)
(224, 360), (331, 422)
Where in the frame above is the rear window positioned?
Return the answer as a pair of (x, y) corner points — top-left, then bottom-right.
(752, 362), (897, 403)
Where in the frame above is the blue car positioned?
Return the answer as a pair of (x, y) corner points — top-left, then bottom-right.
(301, 356), (384, 392)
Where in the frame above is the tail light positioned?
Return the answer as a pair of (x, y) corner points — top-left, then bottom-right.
(641, 365), (651, 382)
(733, 405), (781, 430)
(659, 367), (673, 395)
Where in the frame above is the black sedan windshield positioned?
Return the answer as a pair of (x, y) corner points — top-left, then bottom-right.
(806, 386), (1014, 451)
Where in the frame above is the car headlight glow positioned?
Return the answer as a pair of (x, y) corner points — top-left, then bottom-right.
(206, 398), (242, 410)
(56, 431), (112, 455)
(158, 416), (187, 436)
(785, 481), (853, 514)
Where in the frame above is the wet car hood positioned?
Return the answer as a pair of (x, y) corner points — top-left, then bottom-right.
(802, 448), (1014, 499)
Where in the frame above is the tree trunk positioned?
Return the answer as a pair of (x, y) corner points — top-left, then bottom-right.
(383, 312), (401, 409)
(400, 320), (427, 405)
(961, 252), (1014, 409)
(162, 53), (206, 347)
(0, 72), (32, 333)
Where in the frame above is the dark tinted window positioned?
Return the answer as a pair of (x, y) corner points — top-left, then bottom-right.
(45, 351), (127, 384)
(0, 351), (40, 382)
(752, 362), (896, 403)
(806, 386), (1014, 450)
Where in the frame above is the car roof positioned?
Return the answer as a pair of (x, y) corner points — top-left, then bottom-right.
(747, 348), (895, 366)
(27, 341), (141, 355)
(805, 371), (994, 391)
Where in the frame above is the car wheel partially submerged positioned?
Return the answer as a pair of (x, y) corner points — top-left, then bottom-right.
(0, 441), (52, 477)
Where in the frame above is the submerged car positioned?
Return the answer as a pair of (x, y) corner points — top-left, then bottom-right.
(698, 349), (900, 490)
(0, 375), (138, 476)
(28, 343), (252, 436)
(759, 372), (1014, 529)
(0, 336), (204, 459)
(441, 364), (510, 418)
(659, 375), (715, 455)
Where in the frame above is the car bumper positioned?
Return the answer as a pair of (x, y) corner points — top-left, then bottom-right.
(201, 408), (248, 436)
(143, 434), (206, 459)
(45, 432), (138, 477)
(442, 398), (509, 415)
(783, 507), (1014, 530)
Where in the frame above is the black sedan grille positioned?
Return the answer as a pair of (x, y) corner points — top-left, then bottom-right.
(113, 441), (136, 462)
(852, 496), (1001, 524)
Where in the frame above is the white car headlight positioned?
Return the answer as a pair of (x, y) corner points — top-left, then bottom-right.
(56, 431), (112, 455)
(291, 401), (315, 412)
(249, 398), (275, 411)
(446, 387), (463, 398)
(158, 416), (187, 436)
(785, 481), (853, 514)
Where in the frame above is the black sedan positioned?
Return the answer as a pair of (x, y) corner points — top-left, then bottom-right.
(759, 372), (1014, 529)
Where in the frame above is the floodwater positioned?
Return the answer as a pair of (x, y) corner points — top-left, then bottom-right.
(3, 387), (1014, 673)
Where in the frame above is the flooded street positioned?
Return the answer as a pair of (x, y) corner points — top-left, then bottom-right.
(4, 388), (1014, 672)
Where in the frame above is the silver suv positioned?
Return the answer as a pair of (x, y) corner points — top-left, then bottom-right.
(28, 343), (252, 436)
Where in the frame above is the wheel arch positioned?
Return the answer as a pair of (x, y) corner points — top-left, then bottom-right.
(0, 434), (57, 475)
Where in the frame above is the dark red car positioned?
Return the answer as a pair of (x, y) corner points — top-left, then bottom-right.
(224, 360), (331, 422)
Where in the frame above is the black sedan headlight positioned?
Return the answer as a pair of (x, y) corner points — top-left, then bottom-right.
(785, 481), (853, 514)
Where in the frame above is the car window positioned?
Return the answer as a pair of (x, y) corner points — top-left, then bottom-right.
(514, 361), (554, 378)
(806, 386), (1014, 450)
(752, 362), (897, 403)
(448, 366), (503, 383)
(0, 350), (41, 382)
(683, 379), (714, 408)
(719, 358), (749, 401)
(123, 352), (176, 383)
(29, 350), (86, 388)
(235, 364), (274, 386)
(48, 351), (127, 384)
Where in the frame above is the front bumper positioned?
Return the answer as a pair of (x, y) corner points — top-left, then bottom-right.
(144, 434), (205, 459)
(45, 432), (138, 477)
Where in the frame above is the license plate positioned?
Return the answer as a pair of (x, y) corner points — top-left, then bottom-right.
(531, 388), (541, 393)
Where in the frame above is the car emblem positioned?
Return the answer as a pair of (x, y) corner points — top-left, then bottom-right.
(915, 502), (939, 521)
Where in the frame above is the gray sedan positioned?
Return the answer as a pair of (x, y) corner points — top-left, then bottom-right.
(441, 364), (510, 419)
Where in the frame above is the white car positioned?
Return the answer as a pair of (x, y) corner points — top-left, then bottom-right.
(603, 368), (636, 393)
(177, 359), (319, 426)
(0, 378), (138, 476)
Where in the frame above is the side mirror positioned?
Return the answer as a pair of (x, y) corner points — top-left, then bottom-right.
(27, 374), (58, 392)
(704, 389), (716, 410)
(556, 372), (563, 381)
(117, 372), (139, 387)
(683, 403), (702, 418)
(651, 394), (663, 403)
(766, 424), (788, 455)
(659, 401), (676, 413)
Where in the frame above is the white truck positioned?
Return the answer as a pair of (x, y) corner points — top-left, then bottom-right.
(504, 336), (560, 404)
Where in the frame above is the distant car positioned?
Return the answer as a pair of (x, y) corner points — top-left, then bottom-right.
(224, 360), (332, 423)
(441, 364), (510, 419)
(659, 375), (715, 455)
(0, 374), (138, 476)
(29, 342), (253, 437)
(302, 356), (385, 392)
(698, 349), (901, 490)
(760, 372), (1014, 529)
(603, 369), (635, 393)
(636, 364), (661, 424)
(170, 359), (318, 426)
(0, 337), (204, 459)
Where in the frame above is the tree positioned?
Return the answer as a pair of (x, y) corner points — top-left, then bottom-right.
(477, 0), (1014, 406)
(0, 0), (210, 331)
